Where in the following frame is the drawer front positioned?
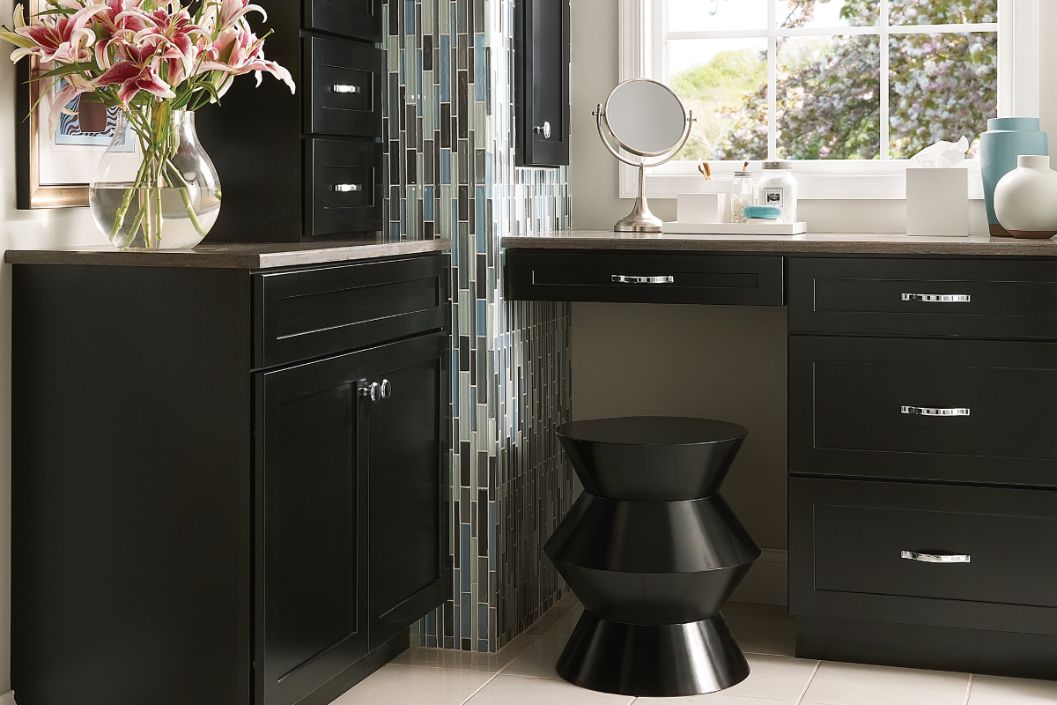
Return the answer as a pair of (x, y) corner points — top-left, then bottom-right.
(254, 255), (448, 368)
(790, 477), (1057, 634)
(305, 36), (382, 138)
(504, 250), (784, 306)
(790, 336), (1057, 486)
(306, 138), (382, 238)
(305, 0), (381, 42)
(789, 257), (1057, 339)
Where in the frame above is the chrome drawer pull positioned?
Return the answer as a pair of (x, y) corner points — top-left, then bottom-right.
(901, 551), (971, 564)
(901, 406), (971, 417)
(901, 293), (972, 303)
(333, 183), (363, 193)
(611, 275), (675, 285)
(331, 84), (362, 94)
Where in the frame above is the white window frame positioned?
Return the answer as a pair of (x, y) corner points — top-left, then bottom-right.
(617, 0), (1039, 200)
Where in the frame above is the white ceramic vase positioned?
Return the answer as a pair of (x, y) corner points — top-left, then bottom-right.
(994, 155), (1057, 239)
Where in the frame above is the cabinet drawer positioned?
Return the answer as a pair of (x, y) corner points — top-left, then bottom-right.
(790, 336), (1057, 486)
(504, 250), (784, 306)
(790, 477), (1057, 634)
(305, 138), (382, 238)
(305, 0), (381, 41)
(789, 257), (1057, 339)
(254, 255), (448, 368)
(305, 36), (382, 138)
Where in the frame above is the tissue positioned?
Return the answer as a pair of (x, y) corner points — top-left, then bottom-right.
(909, 136), (970, 168)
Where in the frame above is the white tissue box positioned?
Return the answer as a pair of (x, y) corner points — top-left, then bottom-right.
(905, 167), (969, 237)
(677, 193), (729, 225)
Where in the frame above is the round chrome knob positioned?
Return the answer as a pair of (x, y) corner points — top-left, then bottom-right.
(534, 121), (552, 139)
(361, 382), (382, 403)
(379, 379), (392, 400)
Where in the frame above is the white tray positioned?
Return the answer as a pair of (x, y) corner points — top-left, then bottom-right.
(666, 222), (808, 235)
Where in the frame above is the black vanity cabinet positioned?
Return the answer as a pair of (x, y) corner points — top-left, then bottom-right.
(11, 251), (450, 705)
(788, 256), (1057, 680)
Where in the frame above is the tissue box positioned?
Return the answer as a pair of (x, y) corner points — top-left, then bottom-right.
(906, 167), (969, 237)
(677, 193), (729, 225)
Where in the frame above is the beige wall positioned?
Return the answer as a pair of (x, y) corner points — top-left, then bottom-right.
(0, 0), (108, 696)
(568, 0), (1057, 558)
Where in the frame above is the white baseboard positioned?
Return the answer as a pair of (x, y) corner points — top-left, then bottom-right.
(0, 690), (16, 705)
(730, 548), (787, 606)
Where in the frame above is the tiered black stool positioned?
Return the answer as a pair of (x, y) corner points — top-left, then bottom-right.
(545, 416), (760, 697)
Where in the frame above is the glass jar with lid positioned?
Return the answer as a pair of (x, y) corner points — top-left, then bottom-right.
(729, 170), (756, 224)
(757, 161), (798, 224)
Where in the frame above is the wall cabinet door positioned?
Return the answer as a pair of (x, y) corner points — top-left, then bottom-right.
(368, 332), (449, 648)
(256, 350), (371, 705)
(516, 0), (571, 166)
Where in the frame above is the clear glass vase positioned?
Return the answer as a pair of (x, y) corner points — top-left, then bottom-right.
(89, 107), (222, 250)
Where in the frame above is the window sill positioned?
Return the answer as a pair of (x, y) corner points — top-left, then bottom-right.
(623, 166), (986, 201)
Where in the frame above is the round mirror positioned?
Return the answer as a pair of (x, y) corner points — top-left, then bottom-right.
(604, 80), (688, 157)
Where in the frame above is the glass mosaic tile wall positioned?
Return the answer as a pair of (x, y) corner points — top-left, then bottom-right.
(382, 0), (575, 652)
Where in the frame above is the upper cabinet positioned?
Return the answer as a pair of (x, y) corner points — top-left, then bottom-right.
(516, 0), (571, 167)
(305, 0), (383, 42)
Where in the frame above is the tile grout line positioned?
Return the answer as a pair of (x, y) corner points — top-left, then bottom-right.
(963, 673), (975, 705)
(457, 667), (505, 705)
(794, 660), (823, 705)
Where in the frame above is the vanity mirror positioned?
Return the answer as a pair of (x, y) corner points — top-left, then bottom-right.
(594, 80), (694, 232)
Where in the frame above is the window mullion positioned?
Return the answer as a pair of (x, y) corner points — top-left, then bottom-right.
(768, 0), (777, 160)
(880, 0), (890, 160)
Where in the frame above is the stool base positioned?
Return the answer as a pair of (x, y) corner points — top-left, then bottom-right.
(556, 611), (750, 697)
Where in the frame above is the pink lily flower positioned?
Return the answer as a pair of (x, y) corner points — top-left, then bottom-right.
(16, 4), (106, 63)
(198, 26), (294, 95)
(97, 56), (176, 105)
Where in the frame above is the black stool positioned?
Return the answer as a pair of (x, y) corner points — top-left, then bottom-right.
(545, 416), (760, 697)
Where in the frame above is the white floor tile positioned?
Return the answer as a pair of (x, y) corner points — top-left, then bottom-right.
(390, 645), (521, 673)
(330, 663), (495, 705)
(464, 673), (634, 705)
(968, 674), (1057, 704)
(802, 661), (970, 705)
(725, 613), (796, 658)
(637, 696), (798, 705)
(635, 654), (817, 704)
(497, 635), (568, 680)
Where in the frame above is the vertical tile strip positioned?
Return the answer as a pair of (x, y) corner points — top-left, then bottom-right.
(385, 0), (573, 652)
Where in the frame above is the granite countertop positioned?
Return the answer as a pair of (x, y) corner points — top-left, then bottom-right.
(501, 230), (1057, 257)
(5, 237), (451, 269)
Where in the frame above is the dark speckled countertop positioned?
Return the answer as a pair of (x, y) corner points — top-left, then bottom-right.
(501, 230), (1057, 257)
(5, 237), (450, 269)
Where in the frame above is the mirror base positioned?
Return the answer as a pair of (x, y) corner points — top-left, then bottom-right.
(615, 198), (664, 233)
(614, 217), (663, 233)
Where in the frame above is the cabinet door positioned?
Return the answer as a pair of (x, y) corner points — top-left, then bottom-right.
(516, 0), (571, 166)
(256, 350), (370, 705)
(304, 0), (382, 42)
(368, 332), (449, 648)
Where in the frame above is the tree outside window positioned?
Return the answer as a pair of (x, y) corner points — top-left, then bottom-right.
(668, 0), (998, 163)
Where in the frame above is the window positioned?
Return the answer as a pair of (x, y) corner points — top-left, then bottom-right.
(618, 0), (1039, 198)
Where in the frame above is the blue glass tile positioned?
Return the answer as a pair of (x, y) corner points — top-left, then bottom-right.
(439, 35), (450, 102)
(461, 524), (471, 591)
(424, 185), (435, 220)
(474, 37), (486, 102)
(441, 150), (451, 184)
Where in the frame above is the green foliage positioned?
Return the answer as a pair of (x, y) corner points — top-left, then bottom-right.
(672, 0), (998, 162)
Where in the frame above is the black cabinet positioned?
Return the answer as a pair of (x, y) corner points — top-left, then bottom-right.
(257, 350), (371, 705)
(788, 256), (1057, 680)
(198, 0), (384, 243)
(368, 334), (448, 648)
(516, 0), (571, 166)
(11, 253), (450, 705)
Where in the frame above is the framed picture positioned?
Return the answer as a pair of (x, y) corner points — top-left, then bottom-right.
(14, 0), (133, 209)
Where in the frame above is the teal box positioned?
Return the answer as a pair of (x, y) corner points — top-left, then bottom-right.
(980, 117), (1048, 236)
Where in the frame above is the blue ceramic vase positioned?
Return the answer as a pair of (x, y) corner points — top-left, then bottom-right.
(980, 117), (1048, 237)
